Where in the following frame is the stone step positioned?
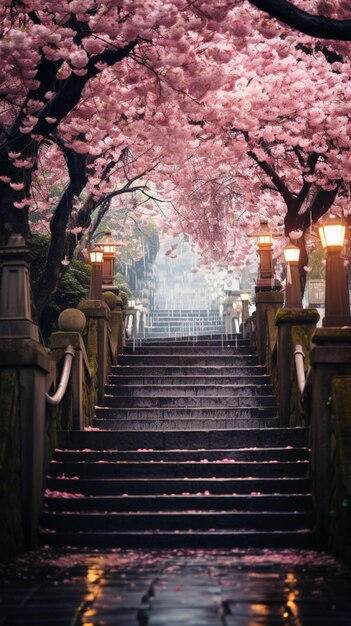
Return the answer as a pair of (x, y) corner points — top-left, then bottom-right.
(111, 365), (267, 377)
(39, 529), (315, 549)
(144, 331), (226, 339)
(43, 493), (312, 513)
(118, 355), (259, 366)
(102, 395), (276, 408)
(144, 327), (225, 336)
(58, 427), (309, 450)
(124, 346), (254, 355)
(148, 312), (222, 317)
(136, 333), (238, 342)
(92, 417), (279, 430)
(48, 460), (308, 479)
(126, 338), (250, 347)
(54, 447), (308, 463)
(45, 476), (311, 496)
(105, 384), (274, 397)
(108, 375), (272, 386)
(41, 510), (313, 533)
(95, 406), (276, 419)
(146, 318), (223, 324)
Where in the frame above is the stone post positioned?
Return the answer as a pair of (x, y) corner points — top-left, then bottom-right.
(115, 295), (124, 355)
(101, 285), (124, 354)
(49, 308), (90, 430)
(255, 290), (284, 366)
(102, 291), (121, 363)
(0, 235), (50, 551)
(78, 299), (111, 406)
(275, 308), (319, 426)
(309, 327), (351, 549)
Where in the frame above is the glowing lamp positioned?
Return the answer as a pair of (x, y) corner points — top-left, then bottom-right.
(240, 291), (251, 302)
(317, 215), (351, 327)
(256, 220), (273, 247)
(240, 290), (250, 325)
(89, 246), (104, 264)
(98, 230), (118, 256)
(283, 244), (300, 264)
(89, 246), (104, 299)
(318, 216), (345, 250)
(98, 230), (119, 285)
(283, 243), (302, 308)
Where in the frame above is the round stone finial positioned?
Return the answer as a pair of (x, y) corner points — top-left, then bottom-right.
(58, 308), (86, 332)
(101, 291), (118, 310)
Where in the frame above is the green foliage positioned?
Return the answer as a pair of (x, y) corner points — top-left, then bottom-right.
(30, 233), (90, 342)
(29, 232), (133, 340)
(118, 287), (131, 309)
(308, 245), (326, 279)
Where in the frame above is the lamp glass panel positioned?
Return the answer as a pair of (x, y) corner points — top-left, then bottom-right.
(284, 246), (300, 263)
(90, 249), (104, 263)
(102, 244), (115, 254)
(257, 234), (272, 245)
(319, 223), (345, 248)
(240, 292), (250, 301)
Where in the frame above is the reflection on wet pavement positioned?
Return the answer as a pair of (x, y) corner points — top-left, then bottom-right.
(0, 548), (350, 625)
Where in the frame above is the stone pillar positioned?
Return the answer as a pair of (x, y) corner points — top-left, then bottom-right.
(275, 308), (319, 426)
(102, 291), (120, 363)
(115, 295), (124, 355)
(102, 287), (124, 354)
(78, 300), (111, 406)
(49, 308), (90, 430)
(255, 290), (284, 366)
(310, 328), (351, 548)
(0, 235), (50, 551)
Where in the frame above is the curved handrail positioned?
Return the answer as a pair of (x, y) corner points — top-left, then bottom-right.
(46, 345), (75, 405)
(294, 343), (308, 397)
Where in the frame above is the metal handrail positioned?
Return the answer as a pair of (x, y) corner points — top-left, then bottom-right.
(46, 345), (75, 405)
(293, 343), (308, 397)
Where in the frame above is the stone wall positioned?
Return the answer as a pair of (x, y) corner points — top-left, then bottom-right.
(0, 370), (24, 556)
(329, 376), (351, 562)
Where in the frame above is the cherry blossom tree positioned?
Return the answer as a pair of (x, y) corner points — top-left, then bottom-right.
(0, 1), (236, 311)
(162, 3), (351, 280)
(1, 0), (350, 313)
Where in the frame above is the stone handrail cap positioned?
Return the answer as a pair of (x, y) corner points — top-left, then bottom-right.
(102, 291), (118, 310)
(58, 308), (86, 333)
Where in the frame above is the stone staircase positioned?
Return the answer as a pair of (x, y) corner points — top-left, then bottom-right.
(144, 309), (225, 338)
(41, 333), (314, 548)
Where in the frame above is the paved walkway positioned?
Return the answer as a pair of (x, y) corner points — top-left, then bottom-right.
(1, 548), (350, 625)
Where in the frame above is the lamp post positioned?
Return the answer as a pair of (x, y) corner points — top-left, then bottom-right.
(98, 229), (118, 286)
(252, 219), (283, 364)
(283, 243), (302, 308)
(89, 246), (104, 299)
(240, 290), (250, 324)
(255, 219), (281, 290)
(318, 215), (351, 327)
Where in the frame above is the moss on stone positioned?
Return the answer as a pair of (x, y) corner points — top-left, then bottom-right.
(329, 376), (351, 563)
(275, 307), (320, 325)
(266, 306), (278, 393)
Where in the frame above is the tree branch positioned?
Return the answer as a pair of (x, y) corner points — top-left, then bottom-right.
(247, 0), (351, 41)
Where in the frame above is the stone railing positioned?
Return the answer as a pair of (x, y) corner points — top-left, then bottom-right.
(251, 300), (351, 563)
(0, 235), (125, 556)
(47, 290), (125, 466)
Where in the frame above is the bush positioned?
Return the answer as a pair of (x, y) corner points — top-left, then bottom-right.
(30, 233), (91, 342)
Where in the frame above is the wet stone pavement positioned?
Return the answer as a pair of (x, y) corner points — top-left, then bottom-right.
(0, 548), (351, 626)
